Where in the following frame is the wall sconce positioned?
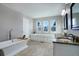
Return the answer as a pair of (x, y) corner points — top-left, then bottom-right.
(61, 4), (70, 16)
(61, 9), (67, 16)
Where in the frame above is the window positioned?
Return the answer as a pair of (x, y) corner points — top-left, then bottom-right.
(50, 19), (56, 31)
(35, 18), (56, 33)
(43, 20), (49, 32)
(36, 20), (42, 32)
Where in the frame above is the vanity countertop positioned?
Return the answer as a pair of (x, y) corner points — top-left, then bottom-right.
(53, 41), (79, 46)
(52, 38), (79, 46)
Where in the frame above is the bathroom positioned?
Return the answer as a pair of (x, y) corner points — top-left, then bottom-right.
(0, 3), (79, 56)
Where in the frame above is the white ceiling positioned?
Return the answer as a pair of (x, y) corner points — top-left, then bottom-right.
(2, 3), (65, 18)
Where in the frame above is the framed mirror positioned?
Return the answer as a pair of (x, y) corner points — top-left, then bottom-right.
(70, 3), (79, 29)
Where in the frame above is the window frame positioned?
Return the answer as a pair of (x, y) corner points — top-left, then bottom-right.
(50, 18), (56, 33)
(34, 17), (56, 34)
(42, 20), (49, 33)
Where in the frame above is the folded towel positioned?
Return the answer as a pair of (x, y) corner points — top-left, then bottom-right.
(0, 49), (4, 56)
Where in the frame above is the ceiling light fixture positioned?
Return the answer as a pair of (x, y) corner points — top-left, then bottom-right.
(61, 9), (66, 16)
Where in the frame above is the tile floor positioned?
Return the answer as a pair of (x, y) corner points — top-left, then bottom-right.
(16, 40), (53, 56)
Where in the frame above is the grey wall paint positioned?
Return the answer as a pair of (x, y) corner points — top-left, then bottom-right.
(0, 4), (23, 42)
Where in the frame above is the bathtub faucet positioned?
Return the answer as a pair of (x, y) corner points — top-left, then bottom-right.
(9, 29), (13, 40)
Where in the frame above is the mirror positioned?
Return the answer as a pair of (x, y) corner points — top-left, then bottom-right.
(71, 3), (79, 29)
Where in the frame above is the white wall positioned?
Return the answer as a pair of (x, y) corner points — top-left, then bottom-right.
(56, 16), (64, 33)
(0, 4), (23, 42)
(23, 16), (33, 37)
(0, 4), (33, 41)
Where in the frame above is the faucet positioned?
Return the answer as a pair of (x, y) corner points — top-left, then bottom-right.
(9, 29), (13, 41)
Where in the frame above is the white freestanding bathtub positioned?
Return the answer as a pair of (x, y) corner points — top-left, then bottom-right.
(30, 34), (56, 43)
(0, 39), (28, 56)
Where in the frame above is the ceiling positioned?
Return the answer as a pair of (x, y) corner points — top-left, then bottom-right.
(2, 3), (65, 18)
